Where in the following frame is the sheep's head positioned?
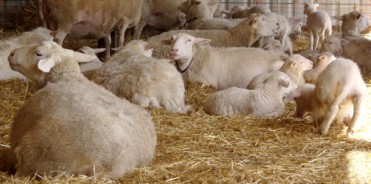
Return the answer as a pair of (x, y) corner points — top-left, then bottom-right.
(246, 13), (280, 47)
(283, 54), (313, 73)
(161, 33), (210, 61)
(321, 36), (343, 56)
(304, 3), (319, 15)
(114, 40), (154, 58)
(8, 41), (96, 83)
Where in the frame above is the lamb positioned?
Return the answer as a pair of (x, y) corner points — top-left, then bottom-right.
(290, 58), (366, 136)
(321, 36), (344, 56)
(203, 71), (291, 117)
(179, 0), (242, 30)
(304, 3), (333, 50)
(303, 52), (336, 84)
(8, 41), (157, 178)
(88, 40), (191, 113)
(341, 37), (371, 70)
(288, 18), (303, 39)
(39, 0), (144, 57)
(0, 27), (53, 80)
(288, 83), (354, 126)
(336, 11), (369, 37)
(162, 33), (285, 90)
(247, 54), (313, 95)
(147, 13), (280, 53)
(229, 5), (271, 19)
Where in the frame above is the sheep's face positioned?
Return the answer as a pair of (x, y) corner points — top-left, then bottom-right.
(8, 42), (56, 82)
(162, 33), (210, 61)
(322, 37), (343, 56)
(286, 54), (313, 72)
(341, 12), (364, 36)
(304, 3), (319, 15)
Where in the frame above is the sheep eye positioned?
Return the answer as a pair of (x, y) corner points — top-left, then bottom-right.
(36, 51), (43, 57)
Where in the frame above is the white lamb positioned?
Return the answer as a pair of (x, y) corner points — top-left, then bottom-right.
(88, 40), (191, 113)
(290, 58), (366, 136)
(162, 33), (285, 90)
(147, 13), (280, 49)
(304, 3), (333, 50)
(303, 52), (336, 84)
(336, 11), (369, 37)
(0, 27), (53, 80)
(288, 18), (303, 40)
(8, 41), (157, 178)
(203, 71), (291, 117)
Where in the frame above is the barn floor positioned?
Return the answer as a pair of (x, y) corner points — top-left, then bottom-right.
(0, 31), (371, 183)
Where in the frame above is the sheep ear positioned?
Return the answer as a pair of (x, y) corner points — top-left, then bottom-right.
(161, 39), (172, 46)
(37, 58), (55, 72)
(279, 79), (290, 88)
(194, 38), (211, 45)
(318, 55), (326, 62)
(92, 48), (106, 53)
(73, 52), (97, 63)
(290, 62), (297, 68)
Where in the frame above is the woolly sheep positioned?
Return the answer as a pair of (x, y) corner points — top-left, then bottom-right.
(8, 41), (157, 177)
(39, 0), (144, 57)
(296, 58), (366, 135)
(304, 3), (333, 50)
(147, 13), (280, 50)
(321, 36), (344, 56)
(179, 0), (242, 30)
(0, 27), (53, 80)
(162, 33), (285, 90)
(88, 40), (191, 113)
(229, 5), (271, 19)
(288, 18), (303, 39)
(303, 52), (336, 84)
(336, 11), (369, 37)
(288, 83), (354, 126)
(203, 71), (290, 117)
(341, 37), (371, 70)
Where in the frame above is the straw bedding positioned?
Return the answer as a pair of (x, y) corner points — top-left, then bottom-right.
(0, 29), (371, 183)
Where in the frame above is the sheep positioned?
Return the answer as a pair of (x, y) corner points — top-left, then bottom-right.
(341, 37), (371, 70)
(287, 83), (354, 126)
(88, 40), (191, 113)
(162, 33), (285, 91)
(39, 0), (144, 58)
(203, 71), (291, 117)
(288, 18), (303, 39)
(0, 27), (53, 81)
(229, 5), (271, 19)
(247, 54), (313, 97)
(321, 36), (344, 56)
(304, 3), (332, 50)
(303, 52), (336, 84)
(8, 41), (157, 178)
(147, 13), (280, 52)
(178, 0), (243, 30)
(261, 38), (286, 54)
(292, 58), (366, 136)
(336, 11), (369, 37)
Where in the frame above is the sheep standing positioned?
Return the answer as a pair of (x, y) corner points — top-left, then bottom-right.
(8, 41), (156, 177)
(89, 40), (191, 113)
(315, 58), (366, 135)
(203, 71), (291, 117)
(0, 27), (53, 80)
(288, 18), (303, 39)
(147, 13), (280, 49)
(304, 3), (332, 50)
(39, 0), (144, 57)
(303, 52), (336, 84)
(162, 33), (285, 90)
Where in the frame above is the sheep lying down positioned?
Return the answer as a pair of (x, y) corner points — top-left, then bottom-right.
(8, 41), (157, 178)
(203, 71), (291, 117)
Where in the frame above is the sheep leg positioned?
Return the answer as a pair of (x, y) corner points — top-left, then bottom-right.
(53, 31), (68, 45)
(309, 32), (314, 50)
(347, 95), (364, 136)
(320, 28), (326, 42)
(104, 35), (111, 58)
(313, 33), (319, 51)
(319, 103), (339, 134)
(118, 22), (129, 47)
(134, 20), (147, 39)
